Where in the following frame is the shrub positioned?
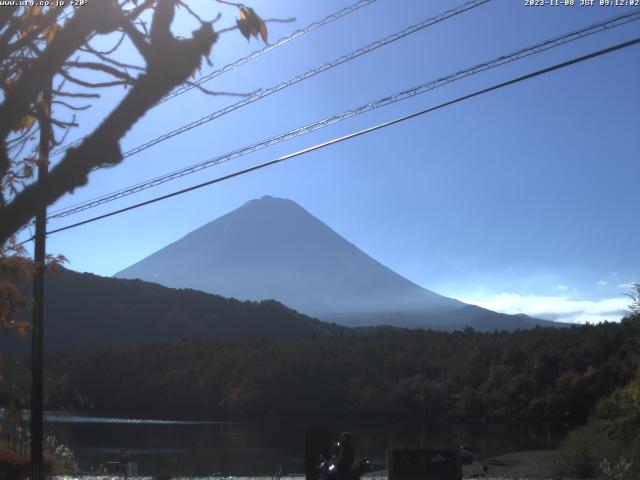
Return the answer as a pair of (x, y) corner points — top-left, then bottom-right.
(0, 450), (55, 479)
(552, 424), (615, 478)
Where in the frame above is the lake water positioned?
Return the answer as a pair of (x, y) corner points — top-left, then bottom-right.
(41, 415), (568, 477)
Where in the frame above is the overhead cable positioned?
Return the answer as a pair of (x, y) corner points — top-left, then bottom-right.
(159, 0), (380, 105)
(46, 10), (640, 221)
(25, 36), (638, 242)
(48, 0), (378, 157)
(50, 0), (491, 162)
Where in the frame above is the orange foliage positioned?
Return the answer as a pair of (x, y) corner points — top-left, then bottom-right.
(0, 252), (66, 338)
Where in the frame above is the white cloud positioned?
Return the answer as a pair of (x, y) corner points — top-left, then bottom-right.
(597, 280), (608, 286)
(555, 284), (568, 291)
(459, 292), (629, 324)
(618, 282), (636, 289)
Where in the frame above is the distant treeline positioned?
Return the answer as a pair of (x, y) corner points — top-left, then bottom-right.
(1, 315), (638, 423)
(0, 316), (638, 421)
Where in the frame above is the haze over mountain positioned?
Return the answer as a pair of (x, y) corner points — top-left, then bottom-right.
(117, 196), (555, 330)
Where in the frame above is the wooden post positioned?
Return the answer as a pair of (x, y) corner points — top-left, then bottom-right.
(31, 83), (51, 480)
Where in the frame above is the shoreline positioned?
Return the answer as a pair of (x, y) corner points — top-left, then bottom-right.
(463, 450), (556, 479)
(46, 450), (561, 480)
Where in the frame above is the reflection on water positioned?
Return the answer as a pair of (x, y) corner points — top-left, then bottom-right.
(52, 477), (373, 480)
(52, 477), (307, 480)
(44, 414), (224, 425)
(45, 416), (567, 477)
(51, 476), (525, 480)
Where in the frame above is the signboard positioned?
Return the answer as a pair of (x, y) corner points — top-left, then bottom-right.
(388, 449), (462, 480)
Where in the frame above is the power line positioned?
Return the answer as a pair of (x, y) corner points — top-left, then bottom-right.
(48, 0), (378, 157)
(51, 0), (491, 164)
(158, 0), (379, 105)
(45, 9), (640, 221)
(25, 36), (638, 243)
(115, 0), (490, 162)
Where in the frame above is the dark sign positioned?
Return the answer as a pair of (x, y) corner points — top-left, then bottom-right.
(388, 449), (461, 480)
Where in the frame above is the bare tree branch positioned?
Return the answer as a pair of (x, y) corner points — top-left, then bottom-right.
(79, 44), (145, 71)
(52, 100), (91, 111)
(119, 12), (152, 62)
(51, 118), (79, 129)
(0, 14), (219, 244)
(54, 90), (100, 99)
(84, 31), (126, 55)
(185, 80), (257, 98)
(0, 1), (122, 141)
(0, 6), (64, 63)
(59, 69), (129, 89)
(150, 0), (175, 48)
(178, 1), (206, 24)
(64, 61), (136, 83)
(215, 0), (248, 8)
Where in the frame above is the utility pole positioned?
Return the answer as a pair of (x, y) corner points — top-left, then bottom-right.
(31, 81), (52, 480)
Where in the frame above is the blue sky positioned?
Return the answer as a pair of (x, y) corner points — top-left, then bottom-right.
(20, 0), (640, 323)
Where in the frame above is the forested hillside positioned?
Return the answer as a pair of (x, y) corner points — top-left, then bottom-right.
(0, 268), (344, 352)
(2, 317), (636, 423)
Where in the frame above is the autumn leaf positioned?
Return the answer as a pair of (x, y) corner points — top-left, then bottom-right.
(257, 16), (268, 43)
(237, 8), (252, 40)
(18, 6), (43, 38)
(42, 22), (59, 42)
(22, 165), (33, 179)
(16, 322), (30, 340)
(14, 114), (36, 132)
(190, 58), (203, 79)
(46, 254), (68, 276)
(5, 74), (20, 88)
(236, 7), (268, 44)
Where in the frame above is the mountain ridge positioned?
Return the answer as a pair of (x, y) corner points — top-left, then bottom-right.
(116, 195), (557, 330)
(0, 267), (346, 352)
(117, 196), (464, 316)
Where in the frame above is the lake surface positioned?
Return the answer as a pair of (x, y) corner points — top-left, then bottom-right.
(42, 415), (568, 477)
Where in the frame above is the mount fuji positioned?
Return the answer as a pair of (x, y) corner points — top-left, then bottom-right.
(116, 196), (555, 331)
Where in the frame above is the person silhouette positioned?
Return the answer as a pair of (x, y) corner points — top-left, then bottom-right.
(336, 432), (354, 480)
(119, 448), (130, 479)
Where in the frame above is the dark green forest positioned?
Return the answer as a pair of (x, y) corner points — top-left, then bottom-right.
(2, 315), (637, 424)
(0, 269), (344, 353)
(2, 310), (639, 477)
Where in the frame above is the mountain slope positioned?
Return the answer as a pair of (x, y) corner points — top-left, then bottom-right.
(326, 305), (558, 330)
(116, 196), (553, 330)
(1, 268), (345, 352)
(117, 196), (463, 317)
